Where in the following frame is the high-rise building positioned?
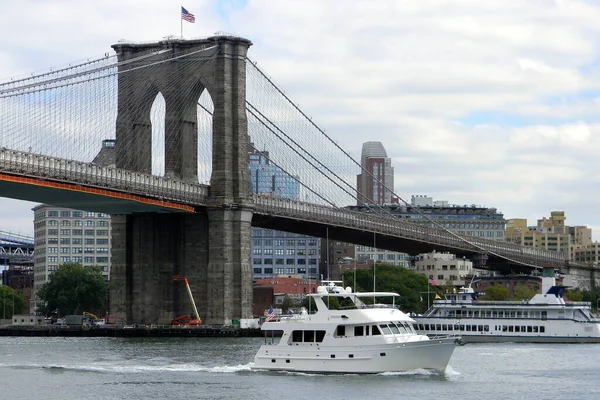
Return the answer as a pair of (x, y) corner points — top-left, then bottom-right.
(31, 205), (112, 313)
(248, 145), (320, 280)
(356, 141), (395, 205)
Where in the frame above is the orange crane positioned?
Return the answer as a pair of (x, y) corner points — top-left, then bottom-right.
(172, 275), (202, 326)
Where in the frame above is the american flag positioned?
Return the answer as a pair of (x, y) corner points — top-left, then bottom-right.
(428, 275), (440, 286)
(181, 7), (195, 23)
(265, 307), (277, 322)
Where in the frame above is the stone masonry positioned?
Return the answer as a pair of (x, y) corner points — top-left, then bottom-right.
(109, 36), (254, 325)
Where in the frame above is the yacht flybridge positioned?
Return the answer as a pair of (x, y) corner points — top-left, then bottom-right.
(252, 281), (460, 374)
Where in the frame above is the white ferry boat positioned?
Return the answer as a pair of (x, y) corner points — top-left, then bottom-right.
(413, 275), (600, 343)
(252, 281), (460, 374)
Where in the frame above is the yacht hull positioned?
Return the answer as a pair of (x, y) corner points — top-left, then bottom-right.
(252, 337), (457, 374)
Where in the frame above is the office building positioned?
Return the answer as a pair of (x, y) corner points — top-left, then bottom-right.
(248, 145), (320, 280)
(356, 141), (395, 205)
(31, 205), (112, 312)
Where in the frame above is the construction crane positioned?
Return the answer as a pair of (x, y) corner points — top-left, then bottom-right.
(172, 275), (202, 326)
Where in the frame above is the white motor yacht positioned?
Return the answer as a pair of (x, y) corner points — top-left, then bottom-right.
(252, 281), (460, 374)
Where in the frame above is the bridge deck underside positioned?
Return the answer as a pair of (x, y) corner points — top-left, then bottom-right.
(0, 178), (193, 214)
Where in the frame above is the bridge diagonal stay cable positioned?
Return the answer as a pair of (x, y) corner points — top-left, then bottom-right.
(246, 57), (556, 268)
(245, 101), (359, 206)
(197, 101), (338, 208)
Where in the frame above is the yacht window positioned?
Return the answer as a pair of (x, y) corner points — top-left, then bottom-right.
(372, 325), (381, 335)
(305, 330), (315, 342)
(316, 330), (326, 342)
(354, 326), (364, 336)
(336, 325), (346, 336)
(397, 323), (408, 334)
(389, 323), (400, 334)
(379, 324), (392, 335)
(292, 330), (303, 342)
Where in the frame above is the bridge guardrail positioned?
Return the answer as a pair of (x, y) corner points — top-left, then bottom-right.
(0, 148), (209, 206)
(252, 194), (566, 268)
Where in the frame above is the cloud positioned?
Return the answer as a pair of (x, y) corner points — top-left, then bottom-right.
(1, 0), (600, 241)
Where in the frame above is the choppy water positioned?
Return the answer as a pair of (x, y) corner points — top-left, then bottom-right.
(1, 336), (599, 400)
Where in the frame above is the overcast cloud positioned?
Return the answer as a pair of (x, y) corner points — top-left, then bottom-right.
(1, 0), (599, 240)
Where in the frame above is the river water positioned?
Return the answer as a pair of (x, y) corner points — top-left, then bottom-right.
(1, 336), (599, 400)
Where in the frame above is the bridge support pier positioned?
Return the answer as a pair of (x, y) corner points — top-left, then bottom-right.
(109, 36), (254, 325)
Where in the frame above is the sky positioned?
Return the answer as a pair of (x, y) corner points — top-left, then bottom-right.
(1, 0), (600, 240)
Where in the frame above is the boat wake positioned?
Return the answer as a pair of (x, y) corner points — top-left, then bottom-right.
(1, 361), (255, 374)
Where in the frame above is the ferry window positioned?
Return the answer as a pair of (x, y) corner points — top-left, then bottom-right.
(466, 325), (471, 332)
(540, 326), (545, 333)
(442, 324), (447, 331)
(533, 326), (538, 333)
(436, 324), (441, 331)
(372, 325), (381, 335)
(484, 325), (489, 332)
(316, 330), (326, 342)
(502, 325), (507, 332)
(379, 324), (392, 335)
(508, 326), (514, 332)
(541, 311), (547, 320)
(389, 324), (400, 334)
(459, 325), (464, 331)
(354, 326), (364, 336)
(527, 326), (532, 333)
(305, 330), (315, 342)
(478, 325), (484, 332)
(292, 330), (303, 342)
(336, 326), (346, 336)
(471, 325), (476, 331)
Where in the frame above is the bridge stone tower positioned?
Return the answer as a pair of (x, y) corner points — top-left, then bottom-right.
(109, 36), (254, 325)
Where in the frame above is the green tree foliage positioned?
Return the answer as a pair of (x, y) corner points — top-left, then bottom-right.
(36, 262), (108, 316)
(343, 264), (432, 313)
(482, 284), (510, 300)
(565, 289), (583, 302)
(281, 295), (296, 312)
(513, 283), (537, 301)
(0, 285), (26, 319)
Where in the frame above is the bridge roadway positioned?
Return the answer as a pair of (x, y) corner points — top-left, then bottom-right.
(0, 147), (567, 270)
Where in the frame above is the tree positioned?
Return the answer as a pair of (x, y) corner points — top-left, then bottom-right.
(513, 283), (537, 301)
(281, 295), (296, 313)
(0, 285), (26, 319)
(343, 264), (432, 313)
(482, 284), (510, 300)
(36, 262), (108, 316)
